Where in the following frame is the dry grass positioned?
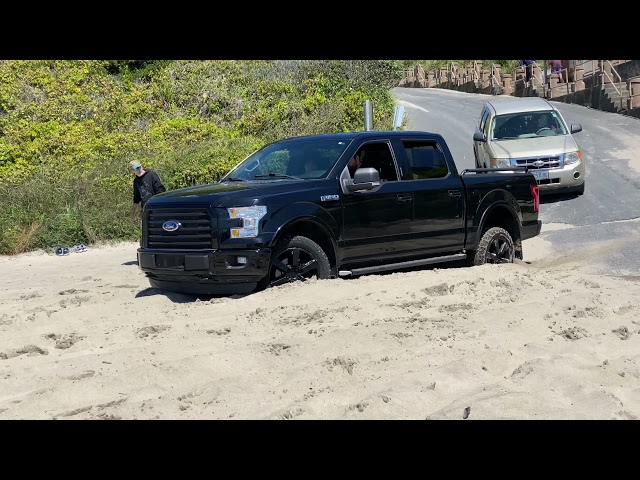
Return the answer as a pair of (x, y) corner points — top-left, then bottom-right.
(11, 222), (40, 255)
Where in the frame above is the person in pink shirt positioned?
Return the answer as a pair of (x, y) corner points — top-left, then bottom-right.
(549, 60), (564, 82)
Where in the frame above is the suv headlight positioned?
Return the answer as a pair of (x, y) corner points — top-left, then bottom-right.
(564, 150), (582, 165)
(228, 206), (267, 238)
(491, 157), (512, 168)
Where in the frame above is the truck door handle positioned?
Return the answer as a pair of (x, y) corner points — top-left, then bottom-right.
(448, 190), (462, 198)
(397, 194), (412, 203)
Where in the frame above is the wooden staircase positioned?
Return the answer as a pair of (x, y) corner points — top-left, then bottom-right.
(602, 83), (630, 113)
(399, 60), (640, 120)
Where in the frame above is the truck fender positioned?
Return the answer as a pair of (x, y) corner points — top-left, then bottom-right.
(468, 191), (522, 249)
(263, 201), (339, 251)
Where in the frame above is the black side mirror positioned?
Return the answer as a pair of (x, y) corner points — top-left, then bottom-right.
(571, 124), (582, 134)
(473, 130), (486, 142)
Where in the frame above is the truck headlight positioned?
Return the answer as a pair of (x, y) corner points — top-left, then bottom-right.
(228, 206), (267, 238)
(564, 150), (582, 165)
(491, 157), (512, 168)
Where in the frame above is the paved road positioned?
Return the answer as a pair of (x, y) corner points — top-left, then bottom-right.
(393, 87), (640, 276)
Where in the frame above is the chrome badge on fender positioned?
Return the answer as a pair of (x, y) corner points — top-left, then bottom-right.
(162, 220), (182, 232)
(320, 195), (339, 201)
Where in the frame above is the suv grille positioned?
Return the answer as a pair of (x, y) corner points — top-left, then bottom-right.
(515, 156), (561, 169)
(147, 207), (215, 249)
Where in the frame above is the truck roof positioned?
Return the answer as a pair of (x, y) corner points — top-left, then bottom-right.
(278, 130), (443, 143)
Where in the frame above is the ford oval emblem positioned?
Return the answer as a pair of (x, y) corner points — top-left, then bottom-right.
(162, 220), (182, 232)
(532, 160), (545, 168)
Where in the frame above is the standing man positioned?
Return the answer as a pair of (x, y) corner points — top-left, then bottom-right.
(520, 60), (535, 83)
(130, 160), (166, 225)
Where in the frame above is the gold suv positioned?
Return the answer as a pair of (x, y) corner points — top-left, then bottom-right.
(472, 97), (585, 195)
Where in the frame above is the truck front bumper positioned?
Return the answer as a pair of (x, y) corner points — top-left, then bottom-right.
(137, 248), (271, 295)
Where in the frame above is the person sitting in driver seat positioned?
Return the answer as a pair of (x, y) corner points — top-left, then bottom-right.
(348, 151), (365, 178)
(536, 114), (557, 134)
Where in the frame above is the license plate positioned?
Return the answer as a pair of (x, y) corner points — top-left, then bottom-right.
(533, 170), (549, 181)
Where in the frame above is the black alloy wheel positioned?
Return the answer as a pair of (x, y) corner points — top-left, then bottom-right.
(260, 235), (331, 289)
(469, 227), (515, 266)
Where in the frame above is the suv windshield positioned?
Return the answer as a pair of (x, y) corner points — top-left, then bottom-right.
(491, 111), (568, 140)
(222, 139), (350, 181)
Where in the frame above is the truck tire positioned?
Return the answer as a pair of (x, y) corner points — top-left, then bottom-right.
(257, 235), (331, 290)
(468, 227), (515, 266)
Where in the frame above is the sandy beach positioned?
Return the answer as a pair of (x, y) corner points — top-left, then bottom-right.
(0, 232), (639, 420)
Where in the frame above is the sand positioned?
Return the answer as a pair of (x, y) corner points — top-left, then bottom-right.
(0, 236), (638, 420)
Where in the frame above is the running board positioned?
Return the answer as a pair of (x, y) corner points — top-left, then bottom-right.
(338, 253), (468, 277)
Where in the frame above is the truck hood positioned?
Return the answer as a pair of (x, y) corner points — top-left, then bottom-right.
(148, 179), (322, 207)
(490, 135), (579, 158)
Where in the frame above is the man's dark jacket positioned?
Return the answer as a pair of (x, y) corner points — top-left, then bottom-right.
(133, 170), (166, 206)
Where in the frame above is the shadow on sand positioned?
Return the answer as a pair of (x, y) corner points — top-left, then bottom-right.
(135, 287), (251, 303)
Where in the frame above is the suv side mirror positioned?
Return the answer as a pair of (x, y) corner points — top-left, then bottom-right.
(570, 124), (582, 134)
(473, 130), (486, 142)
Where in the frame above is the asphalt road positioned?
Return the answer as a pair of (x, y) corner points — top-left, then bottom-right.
(393, 87), (640, 276)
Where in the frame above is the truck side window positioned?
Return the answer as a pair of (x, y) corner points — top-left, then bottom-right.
(358, 142), (399, 182)
(403, 141), (449, 180)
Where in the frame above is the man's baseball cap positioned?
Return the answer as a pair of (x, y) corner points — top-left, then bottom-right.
(129, 160), (142, 170)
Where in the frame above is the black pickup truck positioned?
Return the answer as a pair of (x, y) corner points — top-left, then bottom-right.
(137, 130), (541, 295)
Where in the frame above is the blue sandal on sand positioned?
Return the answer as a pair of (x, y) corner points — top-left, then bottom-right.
(72, 244), (87, 253)
(55, 247), (63, 256)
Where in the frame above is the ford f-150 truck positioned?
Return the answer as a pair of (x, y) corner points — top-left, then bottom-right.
(137, 130), (541, 295)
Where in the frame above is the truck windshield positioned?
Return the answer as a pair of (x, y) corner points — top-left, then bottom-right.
(222, 139), (349, 181)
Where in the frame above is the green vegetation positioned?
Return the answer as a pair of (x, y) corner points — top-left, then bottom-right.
(399, 60), (523, 74)
(0, 60), (402, 254)
(0, 59), (526, 255)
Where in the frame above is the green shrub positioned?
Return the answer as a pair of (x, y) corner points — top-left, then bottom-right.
(0, 59), (401, 254)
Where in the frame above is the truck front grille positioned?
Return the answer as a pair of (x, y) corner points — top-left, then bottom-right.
(147, 207), (215, 249)
(515, 156), (561, 169)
